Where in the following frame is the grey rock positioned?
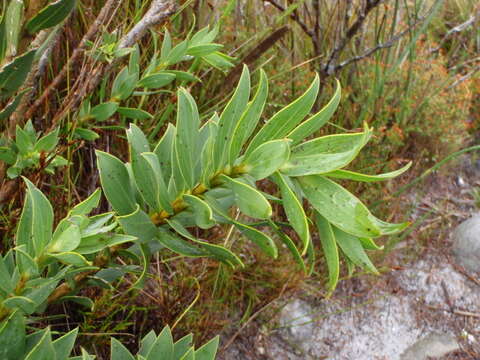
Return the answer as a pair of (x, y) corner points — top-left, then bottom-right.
(452, 213), (480, 272)
(400, 333), (459, 360)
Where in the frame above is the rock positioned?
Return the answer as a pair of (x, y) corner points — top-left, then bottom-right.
(452, 213), (480, 272)
(400, 333), (459, 360)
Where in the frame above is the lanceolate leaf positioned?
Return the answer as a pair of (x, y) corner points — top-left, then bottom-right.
(242, 139), (291, 180)
(22, 178), (54, 257)
(96, 151), (137, 216)
(154, 123), (175, 183)
(157, 229), (206, 257)
(0, 88), (29, 121)
(325, 162), (412, 182)
(287, 79), (341, 145)
(26, 0), (76, 34)
(175, 88), (200, 188)
(213, 65), (250, 171)
(4, 0), (24, 57)
(245, 74), (319, 156)
(116, 205), (158, 243)
(141, 152), (172, 213)
(314, 212), (339, 295)
(220, 175), (272, 219)
(69, 188), (101, 216)
(0, 311), (25, 360)
(195, 336), (219, 360)
(228, 69), (268, 163)
(281, 126), (371, 176)
(299, 175), (381, 238)
(273, 172), (310, 254)
(204, 196), (278, 258)
(0, 50), (36, 99)
(183, 194), (215, 229)
(166, 219), (243, 267)
(332, 226), (378, 274)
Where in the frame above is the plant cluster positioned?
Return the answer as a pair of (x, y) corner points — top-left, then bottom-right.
(0, 0), (444, 358)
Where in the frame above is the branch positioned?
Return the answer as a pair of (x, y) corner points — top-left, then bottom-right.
(263, 0), (314, 39)
(323, 0), (384, 75)
(334, 15), (427, 72)
(49, 0), (177, 128)
(429, 10), (479, 53)
(24, 0), (123, 121)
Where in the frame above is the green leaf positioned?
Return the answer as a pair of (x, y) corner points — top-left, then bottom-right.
(15, 125), (34, 154)
(70, 188), (101, 216)
(0, 88), (29, 121)
(267, 219), (306, 273)
(74, 128), (99, 141)
(213, 65), (250, 171)
(49, 252), (91, 267)
(199, 116), (218, 185)
(0, 50), (36, 99)
(299, 175), (382, 238)
(157, 229), (206, 257)
(2, 296), (36, 314)
(187, 43), (223, 57)
(163, 70), (200, 82)
(314, 213), (339, 295)
(118, 107), (153, 120)
(4, 0), (24, 58)
(281, 126), (371, 176)
(24, 327), (56, 360)
(116, 205), (158, 243)
(60, 296), (94, 310)
(201, 51), (234, 70)
(0, 311), (26, 360)
(195, 336), (219, 360)
(76, 234), (136, 254)
(204, 196), (278, 258)
(96, 150), (137, 216)
(183, 194), (215, 229)
(242, 139), (291, 180)
(0, 255), (14, 294)
(52, 328), (78, 360)
(174, 88), (200, 189)
(160, 29), (172, 61)
(273, 172), (310, 254)
(165, 40), (188, 65)
(90, 102), (118, 122)
(110, 337), (135, 360)
(287, 79), (341, 144)
(34, 128), (59, 152)
(127, 124), (159, 210)
(245, 74), (319, 155)
(0, 147), (17, 164)
(146, 326), (173, 360)
(332, 226), (378, 274)
(138, 72), (176, 88)
(48, 223), (81, 253)
(153, 123), (175, 185)
(220, 175), (272, 219)
(111, 66), (137, 100)
(167, 219), (243, 267)
(229, 69), (268, 163)
(141, 152), (172, 213)
(173, 334), (193, 359)
(139, 330), (156, 357)
(25, 0), (76, 34)
(22, 178), (54, 256)
(325, 162), (412, 182)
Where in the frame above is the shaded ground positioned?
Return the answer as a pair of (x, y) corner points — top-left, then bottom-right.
(218, 154), (480, 359)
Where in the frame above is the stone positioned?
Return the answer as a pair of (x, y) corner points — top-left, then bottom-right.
(452, 213), (480, 273)
(400, 332), (459, 360)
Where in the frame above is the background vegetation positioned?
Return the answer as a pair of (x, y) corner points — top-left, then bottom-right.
(0, 0), (478, 358)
